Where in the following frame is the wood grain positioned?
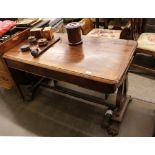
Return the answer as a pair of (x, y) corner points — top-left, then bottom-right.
(3, 33), (137, 85)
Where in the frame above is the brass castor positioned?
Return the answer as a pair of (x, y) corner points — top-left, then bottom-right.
(107, 122), (119, 136)
(101, 109), (113, 129)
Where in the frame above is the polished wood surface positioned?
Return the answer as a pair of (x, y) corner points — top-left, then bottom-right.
(3, 33), (137, 84)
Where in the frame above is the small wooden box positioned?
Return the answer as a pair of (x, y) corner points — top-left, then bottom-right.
(30, 28), (43, 39)
(42, 27), (53, 40)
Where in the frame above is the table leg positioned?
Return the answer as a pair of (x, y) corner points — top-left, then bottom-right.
(8, 67), (43, 101)
(103, 74), (132, 136)
(8, 67), (25, 100)
(113, 75), (131, 121)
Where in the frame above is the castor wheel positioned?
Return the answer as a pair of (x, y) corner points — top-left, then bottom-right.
(107, 122), (119, 136)
(101, 109), (113, 129)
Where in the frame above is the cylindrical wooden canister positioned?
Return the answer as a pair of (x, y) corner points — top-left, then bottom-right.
(66, 22), (82, 45)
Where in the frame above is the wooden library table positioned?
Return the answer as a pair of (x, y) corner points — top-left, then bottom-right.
(3, 33), (137, 136)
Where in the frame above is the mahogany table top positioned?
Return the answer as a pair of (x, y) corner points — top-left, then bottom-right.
(3, 33), (137, 84)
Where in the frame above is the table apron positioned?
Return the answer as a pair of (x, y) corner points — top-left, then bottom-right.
(5, 59), (117, 94)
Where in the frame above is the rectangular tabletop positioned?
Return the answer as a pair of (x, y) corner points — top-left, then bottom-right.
(3, 33), (137, 85)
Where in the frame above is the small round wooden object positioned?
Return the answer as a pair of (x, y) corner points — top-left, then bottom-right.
(37, 38), (48, 47)
(66, 22), (82, 45)
(30, 47), (39, 57)
(28, 36), (37, 44)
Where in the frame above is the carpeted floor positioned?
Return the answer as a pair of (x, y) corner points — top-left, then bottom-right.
(0, 73), (154, 136)
(128, 73), (155, 103)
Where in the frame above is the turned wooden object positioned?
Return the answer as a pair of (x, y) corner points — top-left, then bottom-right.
(66, 22), (82, 45)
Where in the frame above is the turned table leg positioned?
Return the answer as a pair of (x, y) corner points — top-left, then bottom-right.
(8, 67), (25, 100)
(103, 74), (132, 136)
(8, 67), (44, 101)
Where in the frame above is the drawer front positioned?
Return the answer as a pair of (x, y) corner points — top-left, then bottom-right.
(0, 71), (13, 89)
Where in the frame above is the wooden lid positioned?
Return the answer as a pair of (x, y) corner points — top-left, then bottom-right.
(66, 22), (81, 29)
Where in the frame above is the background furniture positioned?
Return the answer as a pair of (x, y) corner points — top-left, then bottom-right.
(87, 28), (122, 39)
(0, 25), (29, 89)
(48, 18), (64, 33)
(79, 18), (94, 35)
(87, 18), (133, 40)
(132, 19), (155, 75)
